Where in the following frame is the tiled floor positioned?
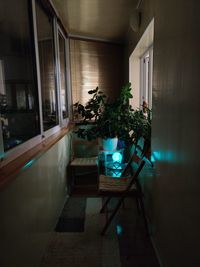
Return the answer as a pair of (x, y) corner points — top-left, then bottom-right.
(40, 197), (160, 267)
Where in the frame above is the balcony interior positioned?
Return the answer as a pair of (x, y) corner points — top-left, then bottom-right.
(0, 0), (200, 267)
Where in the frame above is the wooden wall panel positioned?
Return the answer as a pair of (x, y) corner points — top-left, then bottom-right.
(70, 39), (124, 105)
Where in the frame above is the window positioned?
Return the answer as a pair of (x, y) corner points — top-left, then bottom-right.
(140, 47), (153, 109)
(0, 0), (40, 152)
(35, 1), (59, 131)
(0, 0), (71, 162)
(129, 19), (154, 110)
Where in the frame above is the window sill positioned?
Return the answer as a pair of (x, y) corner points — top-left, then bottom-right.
(72, 119), (96, 126)
(0, 124), (74, 189)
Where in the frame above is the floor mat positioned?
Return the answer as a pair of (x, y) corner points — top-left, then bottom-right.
(55, 197), (87, 232)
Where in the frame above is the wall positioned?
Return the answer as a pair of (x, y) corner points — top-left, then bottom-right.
(127, 0), (200, 266)
(0, 132), (72, 267)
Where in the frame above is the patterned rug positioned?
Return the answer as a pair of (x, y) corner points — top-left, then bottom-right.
(55, 197), (86, 232)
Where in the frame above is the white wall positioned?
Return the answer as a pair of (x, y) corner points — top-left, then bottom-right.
(127, 0), (200, 266)
(0, 132), (72, 267)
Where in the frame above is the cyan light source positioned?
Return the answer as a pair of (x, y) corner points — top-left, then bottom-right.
(110, 170), (121, 178)
(116, 224), (123, 235)
(112, 151), (123, 163)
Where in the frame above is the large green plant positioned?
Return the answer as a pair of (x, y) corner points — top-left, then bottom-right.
(73, 86), (106, 123)
(73, 83), (151, 145)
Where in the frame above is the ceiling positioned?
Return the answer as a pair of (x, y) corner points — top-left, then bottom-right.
(51, 0), (139, 42)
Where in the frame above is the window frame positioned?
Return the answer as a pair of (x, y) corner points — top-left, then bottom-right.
(140, 46), (153, 109)
(34, 0), (60, 136)
(55, 23), (70, 126)
(0, 0), (71, 166)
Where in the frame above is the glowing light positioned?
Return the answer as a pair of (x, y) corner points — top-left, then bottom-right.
(151, 151), (161, 163)
(116, 224), (123, 235)
(112, 152), (122, 163)
(22, 159), (35, 170)
(151, 150), (176, 163)
(151, 154), (156, 163)
(109, 170), (121, 178)
(153, 151), (161, 160)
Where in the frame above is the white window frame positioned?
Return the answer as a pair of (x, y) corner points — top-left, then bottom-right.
(0, 0), (72, 166)
(55, 23), (70, 126)
(140, 46), (153, 109)
(65, 37), (73, 121)
(33, 0), (61, 139)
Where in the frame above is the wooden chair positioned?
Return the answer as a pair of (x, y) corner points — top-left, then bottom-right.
(67, 137), (99, 195)
(98, 152), (148, 236)
(135, 138), (153, 166)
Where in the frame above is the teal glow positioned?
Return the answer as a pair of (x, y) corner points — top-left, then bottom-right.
(116, 224), (123, 235)
(153, 151), (161, 160)
(110, 170), (121, 178)
(0, 153), (5, 159)
(166, 151), (175, 162)
(112, 152), (122, 163)
(150, 151), (161, 163)
(151, 150), (176, 163)
(151, 154), (156, 163)
(22, 159), (35, 170)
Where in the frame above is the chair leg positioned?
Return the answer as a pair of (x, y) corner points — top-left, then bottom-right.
(135, 197), (141, 215)
(138, 196), (149, 236)
(101, 196), (124, 235)
(100, 197), (112, 213)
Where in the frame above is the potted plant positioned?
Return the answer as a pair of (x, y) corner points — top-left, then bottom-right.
(73, 83), (151, 151)
(73, 86), (120, 150)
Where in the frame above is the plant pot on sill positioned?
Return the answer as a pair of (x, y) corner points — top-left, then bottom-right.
(102, 137), (118, 151)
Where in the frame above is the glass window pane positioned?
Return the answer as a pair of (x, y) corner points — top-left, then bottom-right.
(35, 1), (59, 131)
(58, 32), (68, 119)
(0, 0), (40, 151)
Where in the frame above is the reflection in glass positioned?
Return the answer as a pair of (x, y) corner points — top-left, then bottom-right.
(35, 1), (59, 131)
(58, 32), (68, 119)
(0, 0), (40, 151)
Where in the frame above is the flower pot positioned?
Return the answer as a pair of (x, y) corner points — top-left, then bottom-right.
(102, 137), (118, 151)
